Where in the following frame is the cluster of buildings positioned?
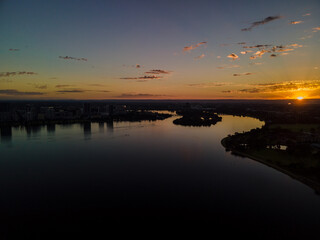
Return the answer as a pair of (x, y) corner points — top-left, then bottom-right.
(0, 102), (127, 124)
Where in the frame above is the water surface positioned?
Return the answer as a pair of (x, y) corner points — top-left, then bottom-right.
(1, 115), (320, 235)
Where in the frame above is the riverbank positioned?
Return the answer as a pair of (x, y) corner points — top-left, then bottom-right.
(221, 137), (320, 194)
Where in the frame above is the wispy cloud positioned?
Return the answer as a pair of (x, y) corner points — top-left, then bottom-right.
(122, 64), (143, 68)
(243, 44), (271, 49)
(144, 69), (172, 74)
(183, 42), (207, 52)
(56, 89), (85, 93)
(227, 53), (239, 60)
(302, 13), (311, 17)
(9, 48), (19, 51)
(233, 72), (254, 76)
(290, 21), (303, 25)
(120, 75), (163, 80)
(241, 15), (282, 31)
(0, 89), (45, 96)
(87, 84), (105, 87)
(55, 84), (74, 88)
(117, 93), (170, 98)
(194, 54), (205, 60)
(59, 56), (87, 61)
(0, 71), (37, 77)
(187, 82), (229, 88)
(56, 89), (110, 94)
(217, 65), (240, 69)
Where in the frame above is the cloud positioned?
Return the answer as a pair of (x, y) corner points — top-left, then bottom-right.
(272, 47), (293, 52)
(183, 42), (207, 52)
(303, 13), (311, 17)
(240, 51), (247, 55)
(287, 43), (303, 48)
(0, 89), (45, 96)
(233, 72), (254, 76)
(117, 93), (170, 98)
(56, 89), (85, 93)
(87, 84), (105, 87)
(250, 62), (263, 65)
(237, 80), (320, 94)
(9, 48), (19, 51)
(290, 21), (303, 25)
(253, 50), (269, 57)
(227, 53), (239, 60)
(187, 82), (228, 88)
(0, 71), (37, 77)
(238, 42), (246, 45)
(312, 27), (320, 33)
(55, 84), (74, 88)
(120, 75), (163, 80)
(123, 64), (144, 68)
(241, 15), (282, 31)
(217, 65), (240, 69)
(59, 56), (87, 61)
(56, 88), (110, 94)
(194, 54), (205, 60)
(144, 69), (172, 74)
(270, 54), (277, 57)
(243, 44), (271, 49)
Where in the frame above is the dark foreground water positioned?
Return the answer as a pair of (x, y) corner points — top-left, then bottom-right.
(1, 114), (320, 238)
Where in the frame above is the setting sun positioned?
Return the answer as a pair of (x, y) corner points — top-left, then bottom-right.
(297, 96), (304, 100)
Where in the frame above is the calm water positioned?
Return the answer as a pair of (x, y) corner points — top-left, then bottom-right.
(1, 114), (320, 236)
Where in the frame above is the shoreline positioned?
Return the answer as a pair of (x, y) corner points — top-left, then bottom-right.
(221, 137), (320, 194)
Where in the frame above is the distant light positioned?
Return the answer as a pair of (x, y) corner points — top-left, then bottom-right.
(288, 102), (291, 105)
(297, 96), (304, 100)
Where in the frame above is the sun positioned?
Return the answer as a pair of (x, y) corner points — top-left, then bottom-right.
(297, 96), (304, 100)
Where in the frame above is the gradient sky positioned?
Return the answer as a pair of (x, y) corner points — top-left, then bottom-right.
(0, 0), (320, 99)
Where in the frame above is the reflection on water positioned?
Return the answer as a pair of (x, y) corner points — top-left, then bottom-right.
(25, 125), (42, 138)
(83, 122), (91, 140)
(47, 124), (56, 135)
(99, 122), (105, 133)
(107, 120), (114, 133)
(0, 126), (12, 143)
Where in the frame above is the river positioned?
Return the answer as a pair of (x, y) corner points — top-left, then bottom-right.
(1, 114), (320, 236)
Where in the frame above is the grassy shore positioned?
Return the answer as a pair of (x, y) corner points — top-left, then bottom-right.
(221, 137), (320, 194)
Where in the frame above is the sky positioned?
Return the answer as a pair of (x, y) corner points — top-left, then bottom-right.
(0, 0), (320, 100)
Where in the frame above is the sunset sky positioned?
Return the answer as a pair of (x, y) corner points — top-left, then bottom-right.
(0, 0), (320, 100)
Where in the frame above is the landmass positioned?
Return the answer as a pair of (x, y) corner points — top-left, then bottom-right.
(222, 124), (320, 194)
(173, 109), (222, 126)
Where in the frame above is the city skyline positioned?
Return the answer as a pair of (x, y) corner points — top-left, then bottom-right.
(1, 0), (320, 100)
